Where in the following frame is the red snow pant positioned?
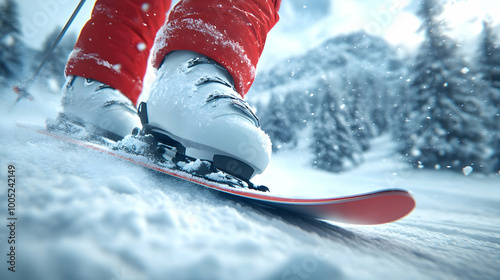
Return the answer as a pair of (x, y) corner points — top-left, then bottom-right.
(65, 0), (281, 105)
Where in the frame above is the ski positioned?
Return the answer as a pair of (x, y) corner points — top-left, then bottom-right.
(20, 122), (416, 225)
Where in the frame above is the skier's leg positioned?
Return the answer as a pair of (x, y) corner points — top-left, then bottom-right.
(144, 0), (281, 179)
(65, 0), (170, 104)
(61, 0), (170, 140)
(151, 0), (281, 97)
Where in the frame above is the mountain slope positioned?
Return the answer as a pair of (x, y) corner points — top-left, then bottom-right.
(1, 93), (499, 280)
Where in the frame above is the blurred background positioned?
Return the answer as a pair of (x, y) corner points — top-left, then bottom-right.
(2, 0), (500, 175)
(1, 2), (499, 280)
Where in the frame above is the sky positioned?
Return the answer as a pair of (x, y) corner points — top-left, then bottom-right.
(17, 0), (95, 48)
(260, 0), (500, 63)
(15, 0), (500, 64)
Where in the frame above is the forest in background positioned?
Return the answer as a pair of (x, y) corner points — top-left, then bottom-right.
(249, 0), (500, 175)
(1, 0), (499, 175)
(0, 0), (76, 93)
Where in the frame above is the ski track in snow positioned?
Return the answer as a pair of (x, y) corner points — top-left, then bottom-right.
(0, 92), (499, 280)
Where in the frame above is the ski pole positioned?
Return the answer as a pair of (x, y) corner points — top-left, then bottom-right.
(14, 0), (87, 103)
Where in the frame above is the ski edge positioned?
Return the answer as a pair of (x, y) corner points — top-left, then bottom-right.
(29, 124), (415, 202)
(20, 123), (417, 225)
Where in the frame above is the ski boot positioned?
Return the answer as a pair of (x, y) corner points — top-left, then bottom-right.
(58, 76), (141, 141)
(139, 51), (271, 181)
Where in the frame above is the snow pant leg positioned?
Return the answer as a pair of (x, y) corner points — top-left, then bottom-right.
(65, 0), (171, 105)
(152, 0), (281, 97)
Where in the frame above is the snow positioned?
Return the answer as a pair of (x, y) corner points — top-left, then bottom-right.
(181, 159), (206, 173)
(117, 135), (152, 156)
(1, 93), (499, 280)
(2, 1), (500, 278)
(463, 166), (473, 176)
(141, 3), (151, 13)
(153, 16), (255, 78)
(136, 42), (147, 52)
(67, 48), (119, 73)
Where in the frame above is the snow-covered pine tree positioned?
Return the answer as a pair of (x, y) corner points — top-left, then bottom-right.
(477, 20), (500, 86)
(311, 77), (360, 172)
(491, 87), (500, 174)
(260, 93), (297, 151)
(0, 0), (22, 82)
(477, 20), (500, 174)
(344, 74), (378, 152)
(366, 75), (392, 135)
(403, 0), (491, 173)
(283, 89), (312, 131)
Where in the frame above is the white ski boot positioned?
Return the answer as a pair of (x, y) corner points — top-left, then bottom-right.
(140, 51), (271, 181)
(60, 76), (141, 141)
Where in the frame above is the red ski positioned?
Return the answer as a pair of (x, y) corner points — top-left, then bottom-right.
(27, 125), (416, 225)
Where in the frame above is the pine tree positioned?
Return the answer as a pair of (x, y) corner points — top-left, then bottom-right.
(477, 20), (500, 86)
(260, 93), (296, 151)
(345, 77), (375, 151)
(403, 0), (491, 172)
(0, 0), (22, 80)
(311, 78), (360, 172)
(284, 89), (311, 131)
(491, 87), (500, 174)
(393, 80), (413, 149)
(477, 20), (500, 173)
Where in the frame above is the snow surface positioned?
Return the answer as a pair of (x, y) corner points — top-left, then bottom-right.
(1, 90), (499, 280)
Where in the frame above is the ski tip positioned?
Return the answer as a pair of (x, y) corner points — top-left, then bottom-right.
(276, 189), (417, 225)
(341, 189), (416, 225)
